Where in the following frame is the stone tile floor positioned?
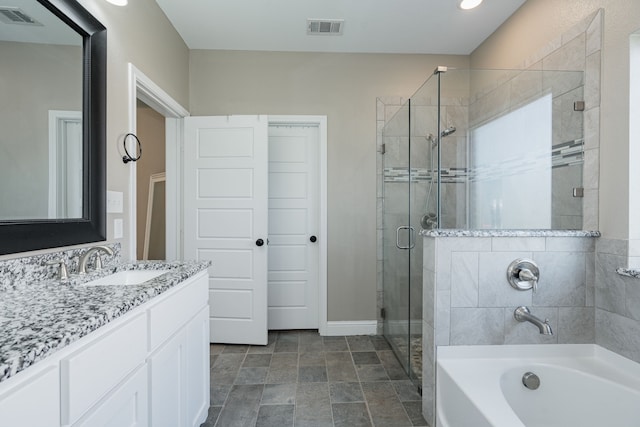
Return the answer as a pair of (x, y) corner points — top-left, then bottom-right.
(201, 331), (428, 427)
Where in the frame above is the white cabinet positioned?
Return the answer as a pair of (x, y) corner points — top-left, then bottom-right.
(149, 279), (210, 427)
(185, 307), (209, 427)
(72, 365), (148, 427)
(62, 312), (147, 425)
(150, 327), (187, 427)
(0, 270), (209, 427)
(0, 362), (59, 427)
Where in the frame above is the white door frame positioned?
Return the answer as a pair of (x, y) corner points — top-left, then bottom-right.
(127, 64), (189, 261)
(268, 115), (328, 335)
(48, 110), (82, 218)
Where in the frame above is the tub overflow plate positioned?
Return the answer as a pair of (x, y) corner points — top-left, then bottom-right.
(522, 372), (540, 390)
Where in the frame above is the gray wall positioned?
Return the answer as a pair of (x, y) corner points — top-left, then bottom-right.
(189, 50), (469, 322)
(77, 0), (190, 259)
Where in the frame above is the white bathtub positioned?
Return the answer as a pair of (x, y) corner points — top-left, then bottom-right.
(436, 344), (640, 427)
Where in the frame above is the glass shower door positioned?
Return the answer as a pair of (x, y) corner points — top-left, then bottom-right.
(407, 74), (439, 383)
(382, 70), (439, 385)
(382, 100), (412, 378)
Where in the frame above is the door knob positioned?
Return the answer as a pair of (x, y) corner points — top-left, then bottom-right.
(310, 235), (317, 243)
(256, 239), (264, 247)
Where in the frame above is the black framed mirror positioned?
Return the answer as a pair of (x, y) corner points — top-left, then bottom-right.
(0, 0), (106, 255)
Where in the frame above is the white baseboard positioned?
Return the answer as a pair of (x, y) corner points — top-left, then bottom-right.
(323, 320), (378, 336)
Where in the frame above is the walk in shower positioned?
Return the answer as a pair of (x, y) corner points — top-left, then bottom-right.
(381, 67), (585, 384)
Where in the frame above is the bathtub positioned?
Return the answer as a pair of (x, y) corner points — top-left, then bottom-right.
(436, 344), (640, 427)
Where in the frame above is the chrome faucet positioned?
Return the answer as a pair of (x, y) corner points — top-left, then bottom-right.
(78, 245), (114, 274)
(514, 306), (553, 335)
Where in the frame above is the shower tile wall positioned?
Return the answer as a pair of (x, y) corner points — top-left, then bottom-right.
(417, 11), (603, 426)
(422, 233), (597, 425)
(595, 239), (640, 363)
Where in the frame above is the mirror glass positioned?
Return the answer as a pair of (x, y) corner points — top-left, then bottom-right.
(0, 0), (83, 220)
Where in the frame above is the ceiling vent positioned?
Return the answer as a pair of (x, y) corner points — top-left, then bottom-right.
(0, 7), (42, 26)
(307, 19), (344, 36)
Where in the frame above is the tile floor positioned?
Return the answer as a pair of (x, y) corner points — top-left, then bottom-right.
(201, 331), (428, 427)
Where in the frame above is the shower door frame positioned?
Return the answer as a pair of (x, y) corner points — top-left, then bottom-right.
(382, 81), (440, 386)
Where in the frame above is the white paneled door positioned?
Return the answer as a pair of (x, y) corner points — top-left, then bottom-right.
(267, 125), (319, 329)
(183, 116), (268, 345)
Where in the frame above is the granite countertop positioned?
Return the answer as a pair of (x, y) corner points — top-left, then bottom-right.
(617, 268), (640, 279)
(420, 229), (601, 238)
(0, 260), (210, 383)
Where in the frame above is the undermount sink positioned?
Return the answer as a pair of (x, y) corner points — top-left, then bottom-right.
(81, 270), (169, 286)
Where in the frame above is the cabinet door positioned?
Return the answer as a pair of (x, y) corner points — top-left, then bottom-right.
(149, 328), (186, 427)
(0, 364), (59, 427)
(185, 307), (210, 427)
(72, 366), (148, 427)
(61, 312), (147, 425)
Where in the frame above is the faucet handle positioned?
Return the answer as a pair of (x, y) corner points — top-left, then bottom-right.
(95, 254), (104, 271)
(518, 268), (536, 282)
(518, 268), (538, 293)
(45, 259), (69, 281)
(507, 259), (540, 293)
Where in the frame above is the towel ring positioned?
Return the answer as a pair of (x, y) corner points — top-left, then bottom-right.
(122, 133), (142, 163)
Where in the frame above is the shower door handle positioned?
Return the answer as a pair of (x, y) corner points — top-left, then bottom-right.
(396, 226), (416, 250)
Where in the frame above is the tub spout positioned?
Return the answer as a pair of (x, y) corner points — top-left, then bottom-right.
(514, 306), (553, 335)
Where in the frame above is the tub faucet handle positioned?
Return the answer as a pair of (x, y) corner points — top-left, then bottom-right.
(507, 259), (540, 293)
(518, 268), (536, 282)
(518, 268), (538, 292)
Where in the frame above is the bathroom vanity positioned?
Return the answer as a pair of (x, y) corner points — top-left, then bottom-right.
(0, 260), (210, 427)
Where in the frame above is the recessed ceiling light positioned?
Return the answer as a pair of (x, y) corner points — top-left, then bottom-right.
(105, 0), (128, 6)
(459, 0), (483, 10)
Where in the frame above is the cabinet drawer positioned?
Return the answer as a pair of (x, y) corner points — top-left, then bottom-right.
(62, 312), (147, 425)
(149, 272), (208, 350)
(0, 364), (59, 427)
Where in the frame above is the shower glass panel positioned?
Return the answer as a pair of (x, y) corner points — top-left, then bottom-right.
(437, 68), (585, 229)
(381, 67), (584, 385)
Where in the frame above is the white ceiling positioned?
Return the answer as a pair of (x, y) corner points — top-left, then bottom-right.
(154, 0), (526, 55)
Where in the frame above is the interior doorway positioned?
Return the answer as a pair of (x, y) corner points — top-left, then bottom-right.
(135, 100), (166, 260)
(182, 115), (328, 343)
(267, 123), (320, 330)
(127, 63), (189, 262)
